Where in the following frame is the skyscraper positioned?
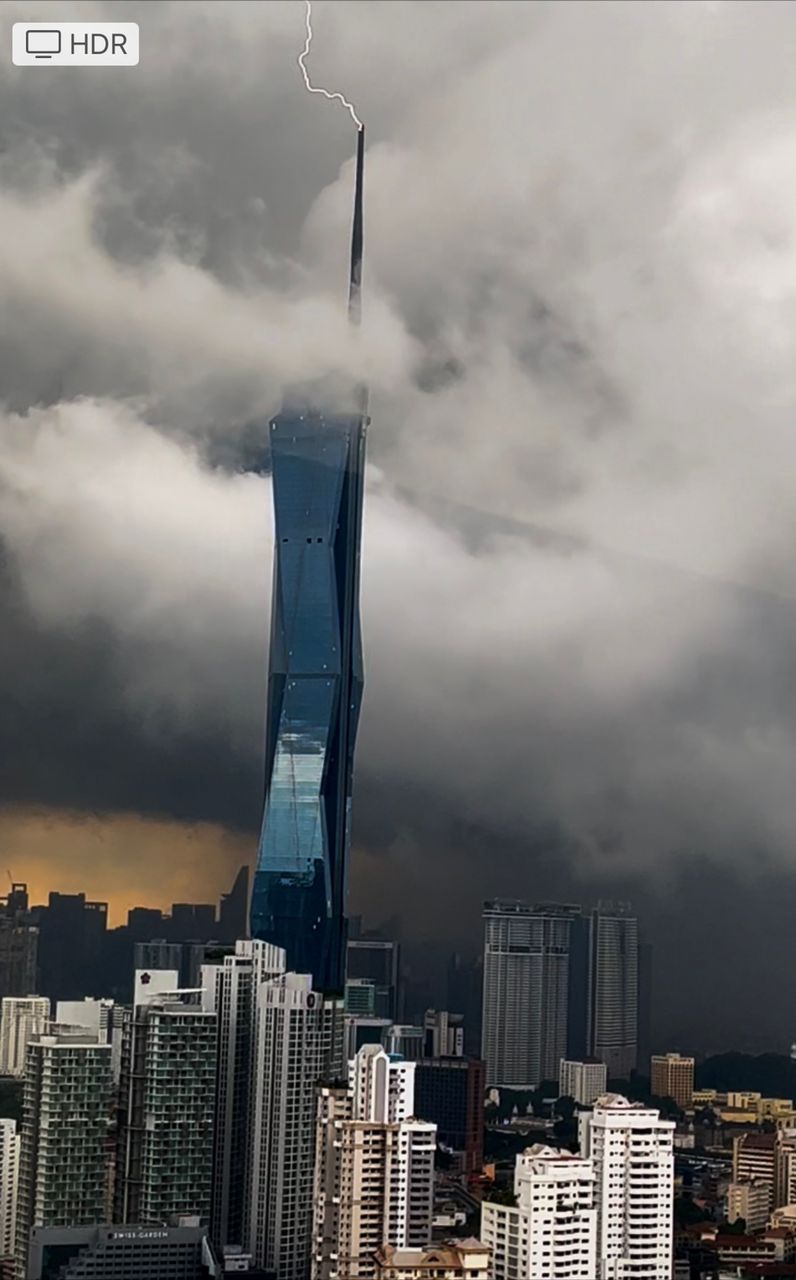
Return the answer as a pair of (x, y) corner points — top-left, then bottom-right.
(585, 904), (639, 1080)
(579, 1094), (674, 1280)
(201, 939), (285, 1251)
(115, 972), (217, 1226)
(481, 900), (579, 1088)
(251, 127), (367, 998)
(15, 1029), (113, 1278)
(248, 972), (336, 1280)
(347, 939), (401, 1021)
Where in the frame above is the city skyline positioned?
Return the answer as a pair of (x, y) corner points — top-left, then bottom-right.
(0, 0), (796, 1055)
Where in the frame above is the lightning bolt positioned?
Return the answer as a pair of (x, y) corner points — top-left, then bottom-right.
(298, 0), (363, 131)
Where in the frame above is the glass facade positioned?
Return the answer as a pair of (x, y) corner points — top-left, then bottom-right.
(251, 409), (366, 995)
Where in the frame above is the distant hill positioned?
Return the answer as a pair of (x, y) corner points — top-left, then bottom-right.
(696, 1053), (796, 1102)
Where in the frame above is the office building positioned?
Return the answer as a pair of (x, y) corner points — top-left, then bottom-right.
(414, 1057), (485, 1178)
(481, 900), (579, 1088)
(25, 1223), (221, 1280)
(0, 1120), (18, 1263)
(0, 1000), (49, 1079)
(15, 1029), (113, 1278)
(115, 972), (216, 1226)
(169, 903), (217, 943)
(737, 1136), (778, 1213)
(218, 866), (250, 945)
(345, 978), (378, 1017)
(32, 893), (107, 1004)
(481, 1144), (597, 1280)
(559, 1058), (608, 1107)
(125, 906), (165, 941)
(728, 1179), (770, 1233)
(347, 940), (401, 1021)
(201, 940), (285, 1251)
(251, 129), (368, 999)
(248, 973), (336, 1280)
(344, 1016), (392, 1062)
(578, 1094), (674, 1280)
(313, 1045), (437, 1279)
(386, 1025), (424, 1061)
(578, 904), (639, 1080)
(0, 887), (37, 1007)
(423, 1011), (464, 1058)
(373, 1240), (491, 1280)
(650, 1052), (694, 1109)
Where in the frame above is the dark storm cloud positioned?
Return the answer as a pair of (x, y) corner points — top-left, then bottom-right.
(2, 0), (796, 1047)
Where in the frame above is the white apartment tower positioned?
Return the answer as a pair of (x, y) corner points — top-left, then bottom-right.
(312, 1045), (437, 1280)
(0, 1118), (19, 1262)
(560, 1058), (608, 1107)
(579, 1094), (674, 1280)
(115, 972), (217, 1225)
(0, 998), (49, 1078)
(14, 1029), (113, 1279)
(201, 939), (286, 1251)
(248, 973), (337, 1280)
(480, 1144), (597, 1280)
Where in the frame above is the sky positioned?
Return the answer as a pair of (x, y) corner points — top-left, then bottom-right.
(0, 0), (795, 1051)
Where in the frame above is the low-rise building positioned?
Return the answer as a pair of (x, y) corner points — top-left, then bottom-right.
(374, 1239), (490, 1280)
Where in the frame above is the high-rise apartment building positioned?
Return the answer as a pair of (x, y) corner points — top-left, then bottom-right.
(55, 997), (123, 1084)
(423, 1010), (464, 1058)
(248, 972), (336, 1280)
(347, 940), (401, 1021)
(201, 939), (285, 1251)
(0, 1119), (18, 1264)
(251, 129), (367, 999)
(15, 1029), (113, 1278)
(579, 1094), (674, 1280)
(559, 1058), (608, 1107)
(115, 972), (216, 1226)
(650, 1053), (694, 1109)
(0, 999), (49, 1078)
(312, 1045), (437, 1280)
(481, 900), (579, 1087)
(581, 905), (639, 1080)
(414, 1057), (485, 1178)
(481, 1144), (597, 1280)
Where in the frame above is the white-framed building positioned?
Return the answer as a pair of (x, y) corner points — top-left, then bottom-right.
(248, 973), (337, 1280)
(201, 939), (285, 1251)
(559, 1059), (608, 1107)
(579, 1093), (674, 1280)
(481, 1143), (596, 1280)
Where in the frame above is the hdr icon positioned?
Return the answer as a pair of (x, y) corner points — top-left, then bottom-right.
(12, 22), (139, 66)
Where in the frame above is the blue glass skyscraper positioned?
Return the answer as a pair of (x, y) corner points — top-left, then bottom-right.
(250, 129), (367, 995)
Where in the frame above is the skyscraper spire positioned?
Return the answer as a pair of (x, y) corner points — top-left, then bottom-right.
(348, 126), (364, 328)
